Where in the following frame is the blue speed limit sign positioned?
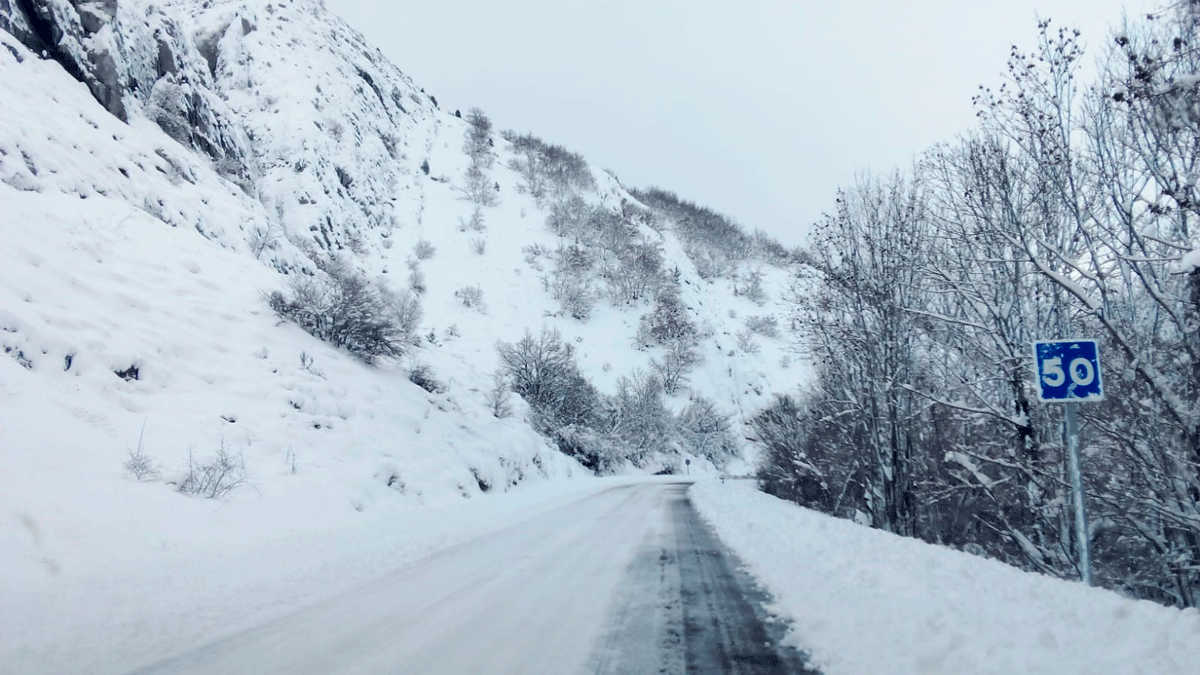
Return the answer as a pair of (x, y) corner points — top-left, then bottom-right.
(1033, 340), (1104, 402)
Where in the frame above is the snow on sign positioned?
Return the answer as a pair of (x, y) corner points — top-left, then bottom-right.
(1033, 340), (1104, 402)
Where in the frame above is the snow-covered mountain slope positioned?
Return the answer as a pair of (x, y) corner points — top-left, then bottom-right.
(0, 0), (803, 594)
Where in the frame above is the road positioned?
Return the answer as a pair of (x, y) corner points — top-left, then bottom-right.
(130, 481), (813, 675)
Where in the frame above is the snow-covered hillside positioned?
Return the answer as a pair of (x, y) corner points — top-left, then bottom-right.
(1, 0), (800, 603)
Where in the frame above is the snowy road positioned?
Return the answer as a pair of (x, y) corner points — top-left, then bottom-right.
(128, 481), (808, 675)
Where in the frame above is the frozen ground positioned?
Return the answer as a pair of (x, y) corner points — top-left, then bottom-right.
(691, 480), (1200, 675)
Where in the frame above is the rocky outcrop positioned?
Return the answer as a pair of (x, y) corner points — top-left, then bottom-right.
(0, 0), (252, 188)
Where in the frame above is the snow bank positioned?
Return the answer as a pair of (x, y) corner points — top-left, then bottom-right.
(691, 480), (1200, 675)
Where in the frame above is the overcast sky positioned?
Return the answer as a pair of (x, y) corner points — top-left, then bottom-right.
(329, 0), (1155, 247)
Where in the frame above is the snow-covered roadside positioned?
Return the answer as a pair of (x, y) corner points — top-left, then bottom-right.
(690, 480), (1200, 675)
(0, 476), (650, 675)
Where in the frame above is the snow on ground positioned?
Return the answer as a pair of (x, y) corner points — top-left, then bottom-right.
(0, 180), (585, 673)
(691, 480), (1200, 675)
(1, 472), (653, 675)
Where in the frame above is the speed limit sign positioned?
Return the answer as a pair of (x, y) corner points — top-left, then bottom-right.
(1033, 340), (1104, 402)
(1033, 338), (1103, 587)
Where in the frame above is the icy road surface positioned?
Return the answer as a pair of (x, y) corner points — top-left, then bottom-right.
(128, 481), (808, 675)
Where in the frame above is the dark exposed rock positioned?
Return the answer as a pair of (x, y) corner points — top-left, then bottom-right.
(156, 35), (177, 76)
(1, 0), (37, 46)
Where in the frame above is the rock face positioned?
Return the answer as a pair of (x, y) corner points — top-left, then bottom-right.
(0, 0), (251, 187)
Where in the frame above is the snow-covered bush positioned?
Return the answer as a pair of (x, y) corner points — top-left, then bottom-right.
(735, 268), (768, 304)
(463, 107), (493, 166)
(752, 395), (829, 511)
(267, 265), (417, 364)
(380, 286), (423, 337)
(610, 370), (672, 460)
(545, 246), (595, 320)
(685, 245), (735, 280)
(502, 131), (595, 198)
(744, 314), (779, 338)
(407, 362), (442, 393)
(638, 286), (695, 346)
(546, 273), (594, 321)
(603, 243), (666, 306)
(678, 395), (737, 466)
(496, 328), (598, 431)
(628, 186), (752, 266)
(549, 424), (622, 474)
(546, 195), (592, 238)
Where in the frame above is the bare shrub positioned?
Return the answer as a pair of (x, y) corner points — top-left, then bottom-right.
(486, 370), (512, 418)
(546, 195), (592, 237)
(628, 186), (753, 264)
(462, 163), (499, 206)
(522, 243), (550, 267)
(545, 267), (594, 321)
(470, 237), (487, 255)
(686, 244), (734, 279)
(123, 421), (159, 481)
(177, 440), (248, 498)
(124, 447), (159, 481)
(247, 222), (279, 259)
(408, 268), (426, 295)
(459, 208), (486, 232)
(651, 340), (698, 394)
(463, 107), (493, 165)
(735, 328), (761, 354)
(413, 239), (436, 260)
(501, 132), (595, 197)
(455, 285), (486, 312)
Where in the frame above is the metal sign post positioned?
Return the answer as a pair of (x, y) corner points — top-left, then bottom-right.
(1033, 339), (1104, 587)
(1063, 401), (1090, 586)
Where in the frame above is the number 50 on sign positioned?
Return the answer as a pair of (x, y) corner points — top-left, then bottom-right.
(1033, 340), (1104, 402)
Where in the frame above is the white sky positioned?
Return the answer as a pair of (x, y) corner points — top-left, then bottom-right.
(328, 0), (1155, 247)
